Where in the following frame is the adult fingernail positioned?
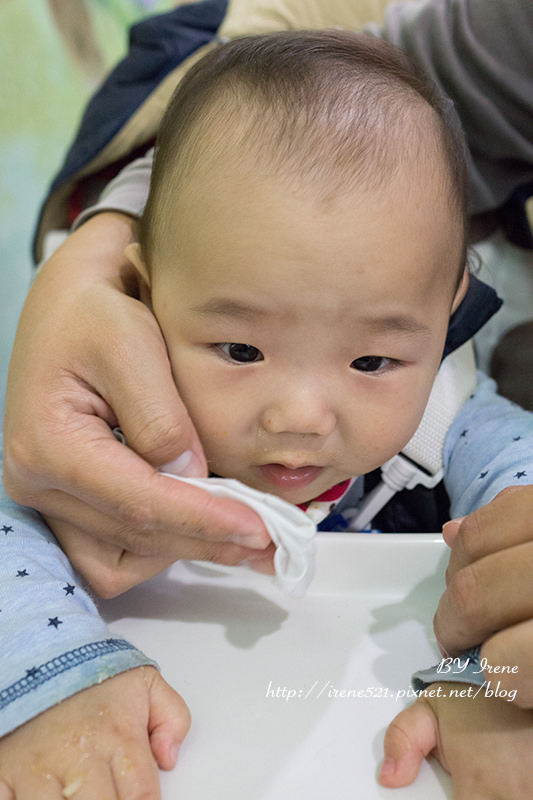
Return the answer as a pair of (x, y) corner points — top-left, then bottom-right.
(436, 638), (450, 658)
(162, 450), (204, 478)
(229, 530), (271, 549)
(442, 517), (464, 545)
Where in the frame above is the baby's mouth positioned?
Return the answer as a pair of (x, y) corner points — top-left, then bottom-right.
(257, 463), (324, 490)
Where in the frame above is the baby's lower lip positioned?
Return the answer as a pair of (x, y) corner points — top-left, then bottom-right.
(258, 463), (324, 490)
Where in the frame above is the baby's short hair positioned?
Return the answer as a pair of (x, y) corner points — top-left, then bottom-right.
(141, 30), (467, 264)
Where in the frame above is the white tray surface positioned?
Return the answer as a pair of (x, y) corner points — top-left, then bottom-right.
(102, 533), (453, 799)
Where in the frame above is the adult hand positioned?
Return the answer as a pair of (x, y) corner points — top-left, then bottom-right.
(433, 486), (533, 707)
(3, 213), (272, 598)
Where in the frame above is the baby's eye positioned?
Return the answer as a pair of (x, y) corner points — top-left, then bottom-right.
(350, 355), (392, 373)
(217, 343), (264, 363)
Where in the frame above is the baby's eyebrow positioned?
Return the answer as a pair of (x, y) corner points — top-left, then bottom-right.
(191, 297), (268, 320)
(192, 298), (432, 336)
(363, 313), (432, 336)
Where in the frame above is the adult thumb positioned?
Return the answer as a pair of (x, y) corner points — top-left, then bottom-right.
(100, 309), (207, 475)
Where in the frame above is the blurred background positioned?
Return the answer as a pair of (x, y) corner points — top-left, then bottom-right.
(0, 0), (175, 419)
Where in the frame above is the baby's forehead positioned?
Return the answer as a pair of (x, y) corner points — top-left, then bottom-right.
(144, 31), (467, 274)
(181, 85), (453, 209)
(163, 156), (464, 319)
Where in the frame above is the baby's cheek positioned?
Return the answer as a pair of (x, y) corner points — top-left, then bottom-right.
(363, 412), (419, 468)
(200, 434), (240, 477)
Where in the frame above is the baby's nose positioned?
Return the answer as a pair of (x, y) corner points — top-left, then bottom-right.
(260, 389), (336, 437)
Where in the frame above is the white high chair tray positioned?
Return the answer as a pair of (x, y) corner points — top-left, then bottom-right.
(102, 533), (453, 799)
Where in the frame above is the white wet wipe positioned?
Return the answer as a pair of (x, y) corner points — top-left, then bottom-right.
(160, 473), (317, 597)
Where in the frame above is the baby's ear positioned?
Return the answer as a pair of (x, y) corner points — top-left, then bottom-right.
(451, 270), (469, 314)
(125, 242), (151, 288)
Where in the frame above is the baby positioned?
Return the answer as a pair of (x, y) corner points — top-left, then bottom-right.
(129, 30), (467, 509)
(1, 30), (532, 799)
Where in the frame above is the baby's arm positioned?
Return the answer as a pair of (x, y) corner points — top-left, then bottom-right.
(0, 666), (190, 799)
(380, 681), (533, 798)
(0, 489), (189, 796)
(443, 372), (533, 521)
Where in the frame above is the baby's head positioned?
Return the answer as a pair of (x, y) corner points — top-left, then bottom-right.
(129, 31), (469, 504)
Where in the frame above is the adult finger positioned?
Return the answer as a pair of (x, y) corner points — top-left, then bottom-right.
(480, 618), (533, 709)
(441, 517), (462, 550)
(45, 517), (177, 597)
(25, 420), (269, 549)
(434, 540), (533, 656)
(445, 486), (533, 578)
(76, 287), (207, 475)
(7, 400), (272, 587)
(50, 509), (269, 589)
(49, 508), (275, 597)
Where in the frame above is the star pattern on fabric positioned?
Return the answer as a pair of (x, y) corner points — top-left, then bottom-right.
(2, 525), (13, 534)
(26, 666), (40, 679)
(63, 583), (75, 596)
(469, 431), (530, 488)
(48, 617), (63, 629)
(460, 429), (468, 438)
(16, 569), (28, 578)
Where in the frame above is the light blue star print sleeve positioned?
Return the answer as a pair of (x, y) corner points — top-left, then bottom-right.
(0, 458), (157, 739)
(443, 371), (533, 517)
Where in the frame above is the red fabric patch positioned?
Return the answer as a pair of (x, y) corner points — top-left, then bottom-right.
(298, 479), (351, 511)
